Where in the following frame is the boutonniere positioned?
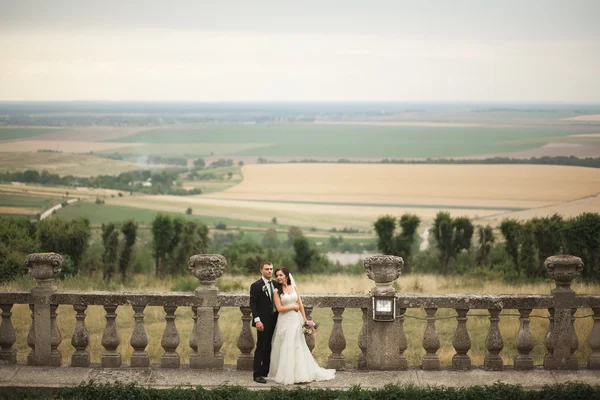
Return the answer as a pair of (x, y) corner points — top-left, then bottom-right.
(262, 286), (268, 294)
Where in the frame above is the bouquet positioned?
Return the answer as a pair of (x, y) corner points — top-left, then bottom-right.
(302, 320), (318, 335)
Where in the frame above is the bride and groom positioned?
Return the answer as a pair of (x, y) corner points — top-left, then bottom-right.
(249, 261), (336, 385)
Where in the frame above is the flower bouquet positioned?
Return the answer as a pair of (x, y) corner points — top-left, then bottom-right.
(302, 320), (318, 335)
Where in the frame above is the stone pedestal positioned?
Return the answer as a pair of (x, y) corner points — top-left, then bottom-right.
(363, 255), (404, 370)
(25, 253), (62, 366)
(543, 255), (582, 370)
(188, 254), (226, 369)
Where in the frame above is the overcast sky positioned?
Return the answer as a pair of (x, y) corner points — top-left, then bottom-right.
(1, 0), (599, 102)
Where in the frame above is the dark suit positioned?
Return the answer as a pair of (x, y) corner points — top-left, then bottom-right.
(249, 278), (280, 379)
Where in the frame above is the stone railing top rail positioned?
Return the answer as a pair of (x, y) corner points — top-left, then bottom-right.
(0, 290), (598, 309)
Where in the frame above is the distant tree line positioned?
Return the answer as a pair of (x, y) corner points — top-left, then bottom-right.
(258, 156), (600, 169)
(96, 153), (188, 166)
(0, 168), (201, 195)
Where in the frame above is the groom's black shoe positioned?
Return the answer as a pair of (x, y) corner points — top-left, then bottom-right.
(253, 376), (267, 384)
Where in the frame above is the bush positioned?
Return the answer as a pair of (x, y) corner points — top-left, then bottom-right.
(0, 250), (27, 283)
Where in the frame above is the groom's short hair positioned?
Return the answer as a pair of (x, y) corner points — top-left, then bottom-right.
(259, 261), (272, 270)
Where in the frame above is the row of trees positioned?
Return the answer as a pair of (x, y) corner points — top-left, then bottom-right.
(373, 211), (600, 281)
(0, 168), (200, 196)
(500, 213), (600, 280)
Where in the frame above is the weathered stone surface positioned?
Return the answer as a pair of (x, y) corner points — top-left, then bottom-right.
(364, 255), (403, 295)
(188, 254), (226, 289)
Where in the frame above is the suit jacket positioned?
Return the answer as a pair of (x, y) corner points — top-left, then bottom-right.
(249, 278), (281, 327)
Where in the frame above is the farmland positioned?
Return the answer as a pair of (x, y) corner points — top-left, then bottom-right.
(1, 102), (600, 232)
(105, 124), (591, 158)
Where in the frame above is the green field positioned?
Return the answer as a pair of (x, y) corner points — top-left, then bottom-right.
(0, 127), (58, 140)
(105, 124), (582, 158)
(0, 194), (57, 208)
(55, 202), (298, 229)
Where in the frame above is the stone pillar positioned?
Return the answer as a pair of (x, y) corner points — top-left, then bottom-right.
(0, 304), (17, 364)
(304, 306), (315, 353)
(236, 306), (254, 370)
(188, 254), (226, 369)
(589, 308), (600, 370)
(514, 308), (534, 370)
(422, 308), (441, 370)
(364, 254), (404, 370)
(484, 308), (503, 371)
(25, 252), (63, 366)
(71, 304), (90, 367)
(544, 255), (582, 369)
(160, 306), (180, 368)
(357, 308), (368, 369)
(101, 305), (121, 368)
(452, 308), (472, 370)
(189, 306), (199, 368)
(327, 307), (346, 370)
(130, 305), (149, 367)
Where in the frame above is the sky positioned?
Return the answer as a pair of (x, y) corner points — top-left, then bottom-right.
(1, 0), (599, 102)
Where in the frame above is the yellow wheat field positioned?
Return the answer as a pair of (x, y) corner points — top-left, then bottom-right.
(213, 164), (600, 207)
(102, 163), (600, 229)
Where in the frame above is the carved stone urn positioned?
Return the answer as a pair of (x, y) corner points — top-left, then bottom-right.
(24, 252), (63, 291)
(364, 255), (403, 295)
(544, 255), (583, 293)
(188, 254), (226, 290)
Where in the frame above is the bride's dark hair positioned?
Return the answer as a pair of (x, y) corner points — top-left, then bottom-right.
(274, 267), (292, 286)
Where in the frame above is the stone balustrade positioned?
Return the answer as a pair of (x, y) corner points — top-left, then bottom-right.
(0, 253), (599, 372)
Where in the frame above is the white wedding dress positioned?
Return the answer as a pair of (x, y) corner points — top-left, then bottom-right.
(268, 291), (336, 385)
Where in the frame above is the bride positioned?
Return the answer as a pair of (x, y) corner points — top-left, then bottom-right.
(268, 267), (336, 385)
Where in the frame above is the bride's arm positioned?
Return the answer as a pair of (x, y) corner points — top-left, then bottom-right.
(273, 289), (299, 313)
(294, 287), (307, 322)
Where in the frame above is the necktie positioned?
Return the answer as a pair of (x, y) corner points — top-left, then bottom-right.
(269, 280), (275, 313)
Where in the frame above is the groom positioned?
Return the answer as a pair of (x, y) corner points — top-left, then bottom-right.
(249, 260), (280, 383)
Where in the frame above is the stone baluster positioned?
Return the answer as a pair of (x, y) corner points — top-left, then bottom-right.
(71, 304), (90, 367)
(422, 308), (441, 370)
(213, 307), (223, 364)
(327, 307), (346, 370)
(514, 308), (534, 370)
(304, 306), (315, 353)
(130, 305), (149, 367)
(49, 304), (61, 366)
(588, 308), (600, 369)
(161, 305), (180, 368)
(484, 308), (503, 371)
(0, 304), (16, 364)
(25, 252), (63, 365)
(544, 255), (582, 370)
(452, 308), (471, 370)
(567, 308), (578, 369)
(236, 306), (254, 370)
(27, 304), (35, 365)
(543, 308), (555, 368)
(189, 306), (199, 368)
(397, 307), (408, 370)
(357, 308), (368, 369)
(188, 254), (226, 369)
(101, 305), (121, 367)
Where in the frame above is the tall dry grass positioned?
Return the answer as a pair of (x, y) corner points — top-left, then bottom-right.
(3, 273), (597, 368)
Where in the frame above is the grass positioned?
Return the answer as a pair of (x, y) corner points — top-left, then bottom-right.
(0, 194), (58, 208)
(0, 127), (58, 140)
(96, 142), (270, 157)
(3, 273), (597, 369)
(107, 124), (579, 158)
(54, 201), (294, 230)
